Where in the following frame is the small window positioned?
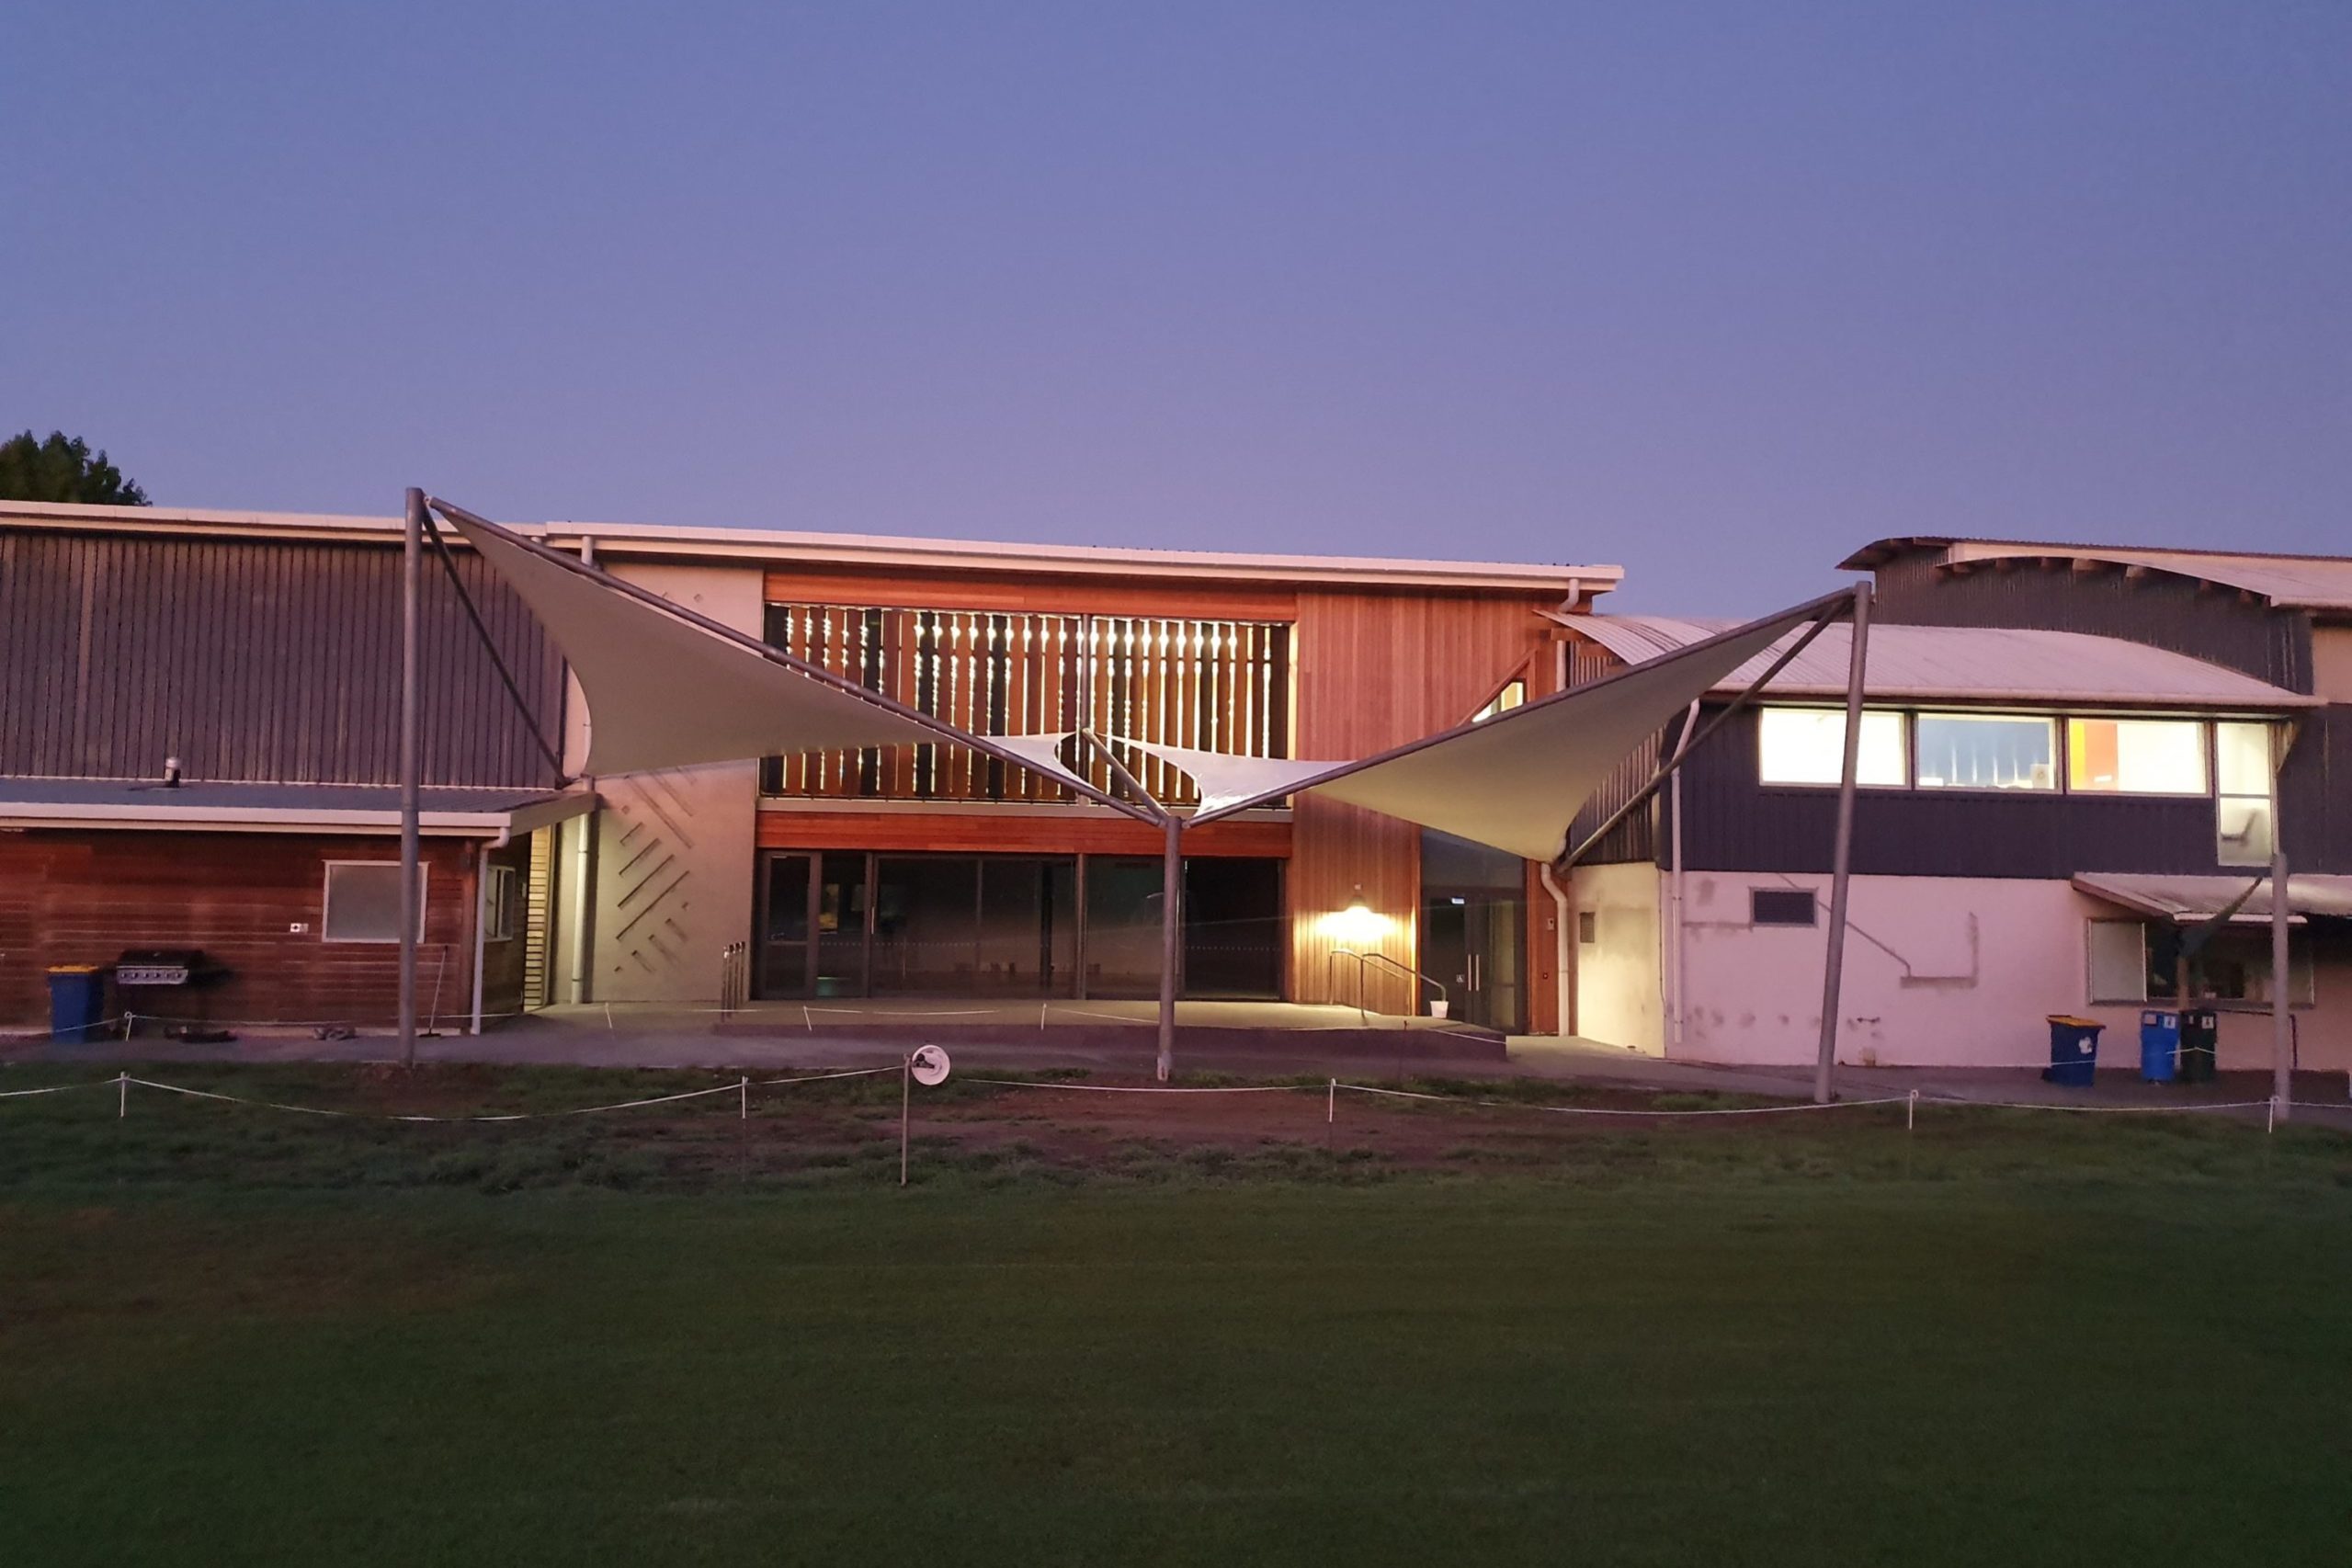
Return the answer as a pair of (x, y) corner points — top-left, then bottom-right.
(1576, 910), (1597, 945)
(2087, 919), (2149, 1004)
(1750, 889), (1818, 927)
(1473, 680), (1527, 723)
(482, 863), (520, 943)
(322, 861), (426, 943)
(1915, 712), (2057, 791)
(1757, 708), (1908, 787)
(2066, 719), (2207, 795)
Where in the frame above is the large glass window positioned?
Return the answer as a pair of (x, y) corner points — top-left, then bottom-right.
(1914, 712), (2057, 791)
(1756, 708), (1908, 787)
(2066, 719), (2206, 795)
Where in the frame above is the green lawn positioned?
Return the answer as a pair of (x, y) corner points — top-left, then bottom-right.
(5, 1065), (2351, 1565)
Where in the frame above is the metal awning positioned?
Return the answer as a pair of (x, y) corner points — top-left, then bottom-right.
(2073, 872), (2352, 926)
(0, 779), (597, 837)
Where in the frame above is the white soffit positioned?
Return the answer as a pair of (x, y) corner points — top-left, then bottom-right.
(451, 513), (944, 776)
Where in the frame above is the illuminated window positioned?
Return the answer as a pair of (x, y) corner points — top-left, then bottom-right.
(1757, 708), (1907, 787)
(322, 861), (426, 944)
(2215, 722), (2276, 867)
(1472, 680), (1526, 722)
(2066, 719), (2206, 795)
(1914, 713), (2056, 791)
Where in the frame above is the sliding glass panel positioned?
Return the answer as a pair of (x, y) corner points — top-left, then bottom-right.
(976, 858), (1077, 996)
(871, 857), (980, 994)
(1756, 708), (1907, 786)
(813, 851), (868, 996)
(1182, 858), (1284, 999)
(1084, 856), (1167, 999)
(1913, 713), (2056, 791)
(2066, 719), (2206, 794)
(2214, 721), (2276, 866)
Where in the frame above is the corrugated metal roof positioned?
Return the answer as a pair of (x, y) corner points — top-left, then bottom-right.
(1563, 617), (2315, 708)
(0, 499), (1622, 597)
(2074, 872), (2352, 925)
(0, 778), (593, 834)
(1841, 537), (2352, 612)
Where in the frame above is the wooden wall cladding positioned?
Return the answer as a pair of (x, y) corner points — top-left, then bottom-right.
(756, 810), (1290, 859)
(0, 830), (509, 1028)
(763, 567), (1298, 622)
(1288, 590), (1561, 1011)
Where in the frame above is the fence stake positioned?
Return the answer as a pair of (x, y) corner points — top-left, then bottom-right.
(1327, 1077), (1336, 1125)
(118, 1071), (128, 1119)
(900, 1055), (912, 1187)
(1906, 1089), (1916, 1132)
(2267, 1096), (2278, 1135)
(604, 1002), (614, 1032)
(740, 1075), (749, 1120)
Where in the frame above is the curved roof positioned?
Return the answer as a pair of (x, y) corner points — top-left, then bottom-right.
(1841, 537), (2352, 613)
(1563, 616), (2315, 710)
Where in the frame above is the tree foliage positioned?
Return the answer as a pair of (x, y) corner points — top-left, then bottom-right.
(0, 430), (150, 505)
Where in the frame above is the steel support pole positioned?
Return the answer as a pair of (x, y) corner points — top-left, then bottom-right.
(399, 488), (425, 1068)
(1158, 814), (1182, 1082)
(2271, 727), (2293, 1123)
(1813, 583), (1871, 1104)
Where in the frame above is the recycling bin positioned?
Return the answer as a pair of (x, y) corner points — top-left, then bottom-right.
(2178, 1008), (2219, 1084)
(2138, 1010), (2180, 1085)
(2043, 1015), (2103, 1088)
(46, 964), (108, 1044)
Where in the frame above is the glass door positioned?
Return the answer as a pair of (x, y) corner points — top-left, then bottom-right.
(756, 853), (813, 997)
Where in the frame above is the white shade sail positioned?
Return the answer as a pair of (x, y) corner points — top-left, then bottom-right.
(1109, 740), (1341, 816)
(1195, 597), (1845, 862)
(988, 732), (1094, 795)
(451, 512), (1048, 780)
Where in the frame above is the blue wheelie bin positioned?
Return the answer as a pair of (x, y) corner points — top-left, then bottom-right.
(2042, 1016), (2103, 1088)
(2138, 1010), (2180, 1085)
(47, 964), (108, 1044)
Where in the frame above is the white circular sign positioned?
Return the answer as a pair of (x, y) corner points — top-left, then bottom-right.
(908, 1045), (952, 1086)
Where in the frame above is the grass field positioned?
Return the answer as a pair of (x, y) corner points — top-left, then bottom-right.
(5, 1062), (2351, 1565)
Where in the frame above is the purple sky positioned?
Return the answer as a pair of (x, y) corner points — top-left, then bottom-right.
(8, 3), (2346, 612)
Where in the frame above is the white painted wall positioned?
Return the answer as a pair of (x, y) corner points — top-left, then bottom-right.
(578, 562), (764, 1004)
(1673, 870), (2352, 1074)
(1571, 862), (1665, 1054)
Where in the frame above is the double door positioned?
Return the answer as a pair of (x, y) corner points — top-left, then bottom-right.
(1421, 889), (1525, 1033)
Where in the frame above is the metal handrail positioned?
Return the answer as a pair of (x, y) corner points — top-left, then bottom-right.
(1327, 947), (1449, 1024)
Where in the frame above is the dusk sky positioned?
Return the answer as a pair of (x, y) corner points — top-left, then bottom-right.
(8, 2), (2346, 612)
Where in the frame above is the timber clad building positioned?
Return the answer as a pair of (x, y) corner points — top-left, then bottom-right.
(7, 499), (2348, 1076)
(0, 500), (1613, 1035)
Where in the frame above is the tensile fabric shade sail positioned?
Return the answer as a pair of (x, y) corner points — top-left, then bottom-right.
(447, 511), (1084, 785)
(1190, 597), (1845, 862)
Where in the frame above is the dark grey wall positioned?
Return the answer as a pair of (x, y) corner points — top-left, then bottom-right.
(0, 528), (565, 788)
(1871, 555), (2313, 691)
(1671, 702), (2352, 878)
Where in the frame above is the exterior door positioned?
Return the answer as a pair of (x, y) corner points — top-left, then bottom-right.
(756, 852), (814, 997)
(1424, 891), (1525, 1033)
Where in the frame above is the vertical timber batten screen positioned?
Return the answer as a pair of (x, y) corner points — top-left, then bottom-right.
(760, 605), (1290, 805)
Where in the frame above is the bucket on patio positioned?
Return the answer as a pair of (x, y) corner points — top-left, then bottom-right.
(2042, 1015), (2103, 1088)
(1426, 998), (1449, 1020)
(2178, 1008), (2219, 1084)
(2138, 1010), (2180, 1085)
(46, 964), (108, 1044)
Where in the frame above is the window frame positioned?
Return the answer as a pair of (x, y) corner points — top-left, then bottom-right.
(1750, 888), (1820, 927)
(482, 862), (520, 944)
(1754, 706), (1912, 790)
(321, 859), (428, 945)
(2062, 716), (2211, 799)
(1909, 710), (2062, 794)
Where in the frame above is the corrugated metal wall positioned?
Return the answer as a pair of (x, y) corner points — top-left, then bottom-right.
(0, 528), (564, 787)
(1871, 556), (2313, 691)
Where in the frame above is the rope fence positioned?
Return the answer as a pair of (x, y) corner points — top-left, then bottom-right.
(0, 1068), (2336, 1185)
